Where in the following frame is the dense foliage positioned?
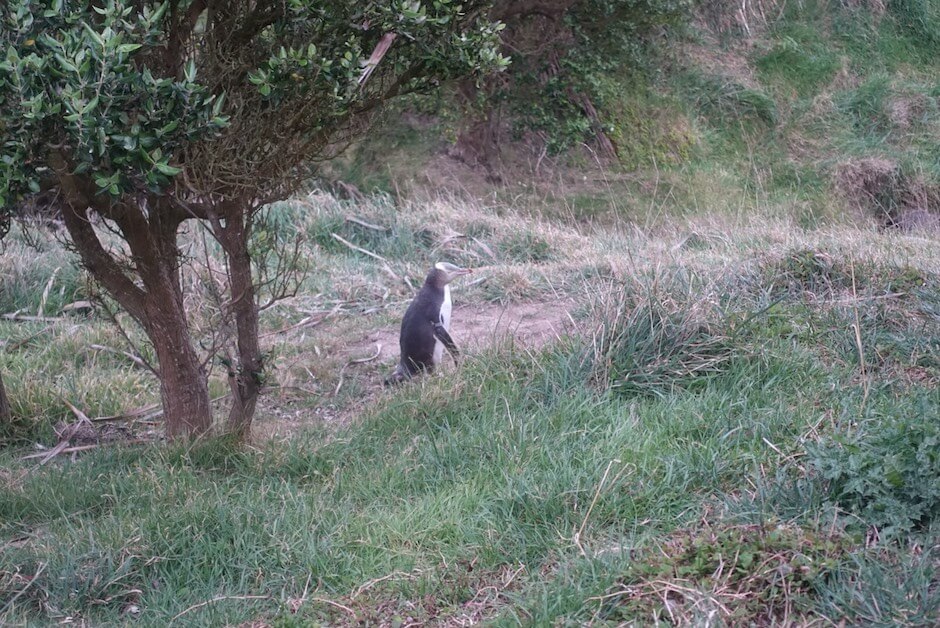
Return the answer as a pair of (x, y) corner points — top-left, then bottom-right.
(452, 0), (691, 162)
(0, 1), (504, 210)
(508, 0), (690, 153)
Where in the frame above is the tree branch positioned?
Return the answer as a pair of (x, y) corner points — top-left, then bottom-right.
(49, 152), (149, 324)
(164, 0), (208, 77)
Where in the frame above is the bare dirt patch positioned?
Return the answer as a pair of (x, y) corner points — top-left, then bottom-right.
(348, 299), (574, 365)
(253, 299), (575, 440)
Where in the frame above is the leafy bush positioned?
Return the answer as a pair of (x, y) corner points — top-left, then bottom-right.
(761, 248), (850, 297)
(597, 522), (847, 624)
(495, 0), (693, 155)
(809, 399), (940, 537)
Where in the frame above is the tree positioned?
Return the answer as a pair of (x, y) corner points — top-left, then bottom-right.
(0, 1), (505, 439)
(452, 0), (689, 169)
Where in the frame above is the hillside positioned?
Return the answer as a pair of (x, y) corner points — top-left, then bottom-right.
(2, 2), (939, 625)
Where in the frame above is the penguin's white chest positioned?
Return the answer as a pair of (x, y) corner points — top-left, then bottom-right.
(433, 285), (452, 364)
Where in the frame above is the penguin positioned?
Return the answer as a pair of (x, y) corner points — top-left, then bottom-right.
(386, 262), (473, 385)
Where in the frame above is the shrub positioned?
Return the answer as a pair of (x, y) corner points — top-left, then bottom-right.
(596, 522), (847, 624)
(762, 248), (850, 296)
(809, 399), (940, 537)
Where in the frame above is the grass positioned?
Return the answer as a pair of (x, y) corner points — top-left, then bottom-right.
(756, 25), (841, 97)
(3, 2), (940, 625)
(0, 226), (86, 316)
(2, 206), (939, 624)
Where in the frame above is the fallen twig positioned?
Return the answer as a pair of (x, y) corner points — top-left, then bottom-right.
(331, 232), (387, 262)
(335, 343), (383, 396)
(2, 312), (64, 323)
(61, 398), (91, 423)
(88, 394), (226, 424)
(352, 569), (421, 599)
(36, 441), (70, 466)
(309, 597), (358, 620)
(29, 399), (97, 465)
(90, 402), (162, 423)
(89, 344), (150, 371)
(346, 216), (388, 232)
(2, 324), (54, 351)
(21, 441), (148, 462)
(0, 562), (46, 619)
(170, 595), (273, 623)
(260, 304), (341, 339)
(60, 300), (94, 314)
(330, 232), (406, 286)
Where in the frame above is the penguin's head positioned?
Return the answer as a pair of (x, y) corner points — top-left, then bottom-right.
(430, 262), (472, 286)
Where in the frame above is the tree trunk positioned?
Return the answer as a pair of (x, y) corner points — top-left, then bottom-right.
(450, 79), (503, 183)
(145, 284), (213, 440)
(219, 212), (262, 440)
(133, 207), (214, 439)
(53, 159), (214, 439)
(0, 370), (11, 425)
(573, 91), (618, 163)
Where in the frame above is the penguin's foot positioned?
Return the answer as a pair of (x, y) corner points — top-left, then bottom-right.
(384, 366), (407, 387)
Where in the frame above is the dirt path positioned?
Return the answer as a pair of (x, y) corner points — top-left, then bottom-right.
(349, 300), (575, 364)
(254, 299), (575, 440)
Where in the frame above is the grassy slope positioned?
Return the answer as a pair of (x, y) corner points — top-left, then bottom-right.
(2, 3), (940, 626)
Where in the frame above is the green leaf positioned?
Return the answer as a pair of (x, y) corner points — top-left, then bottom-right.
(184, 59), (196, 82)
(81, 22), (106, 48)
(53, 53), (78, 74)
(212, 92), (226, 116)
(154, 162), (181, 176)
(158, 120), (179, 136)
(82, 96), (99, 114)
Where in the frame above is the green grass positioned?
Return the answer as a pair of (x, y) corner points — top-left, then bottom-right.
(756, 26), (841, 97)
(2, 241), (939, 624)
(0, 226), (87, 316)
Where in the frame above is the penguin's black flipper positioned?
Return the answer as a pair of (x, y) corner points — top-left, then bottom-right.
(431, 322), (460, 366)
